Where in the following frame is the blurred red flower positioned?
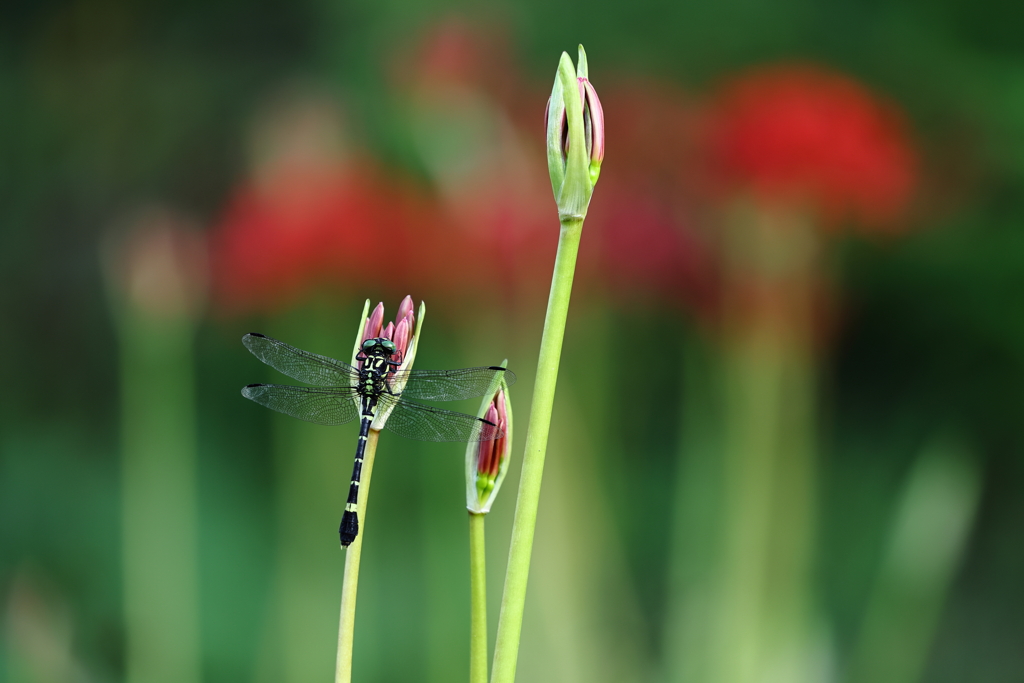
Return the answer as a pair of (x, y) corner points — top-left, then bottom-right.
(392, 17), (556, 309)
(711, 64), (917, 230)
(208, 88), (419, 315)
(588, 185), (717, 316)
(581, 79), (717, 315)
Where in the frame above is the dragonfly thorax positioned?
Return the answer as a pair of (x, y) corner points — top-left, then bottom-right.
(357, 337), (401, 397)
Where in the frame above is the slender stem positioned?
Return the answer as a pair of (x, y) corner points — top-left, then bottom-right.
(848, 440), (979, 683)
(335, 429), (380, 683)
(469, 512), (488, 683)
(490, 217), (583, 683)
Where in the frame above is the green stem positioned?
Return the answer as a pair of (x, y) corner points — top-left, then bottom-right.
(490, 217), (583, 683)
(710, 204), (818, 683)
(469, 512), (488, 683)
(848, 439), (979, 683)
(664, 332), (722, 683)
(119, 314), (201, 683)
(335, 429), (380, 683)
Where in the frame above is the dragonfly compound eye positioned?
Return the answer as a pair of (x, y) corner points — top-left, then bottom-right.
(382, 340), (396, 354)
(361, 339), (376, 352)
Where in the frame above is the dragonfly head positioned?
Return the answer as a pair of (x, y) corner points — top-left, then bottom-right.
(361, 337), (398, 359)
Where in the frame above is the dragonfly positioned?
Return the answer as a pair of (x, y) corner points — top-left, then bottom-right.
(240, 332), (515, 547)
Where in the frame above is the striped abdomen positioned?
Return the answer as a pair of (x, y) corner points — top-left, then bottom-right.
(339, 396), (376, 547)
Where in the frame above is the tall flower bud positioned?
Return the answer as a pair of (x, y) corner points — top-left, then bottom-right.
(466, 362), (513, 514)
(546, 45), (605, 222)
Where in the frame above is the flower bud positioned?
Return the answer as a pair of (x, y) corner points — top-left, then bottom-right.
(350, 296), (426, 429)
(466, 363), (513, 514)
(546, 45), (605, 221)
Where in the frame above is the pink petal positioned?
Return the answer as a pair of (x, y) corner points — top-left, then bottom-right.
(495, 388), (507, 421)
(363, 302), (385, 342)
(393, 318), (410, 358)
(396, 295), (415, 328)
(490, 427), (506, 477)
(477, 439), (495, 477)
(583, 80), (605, 163)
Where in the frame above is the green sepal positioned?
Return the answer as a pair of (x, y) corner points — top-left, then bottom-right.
(576, 44), (589, 80)
(349, 299), (371, 367)
(349, 299), (372, 415)
(546, 72), (567, 199)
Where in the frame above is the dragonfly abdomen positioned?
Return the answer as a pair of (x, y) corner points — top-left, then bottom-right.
(339, 398), (376, 547)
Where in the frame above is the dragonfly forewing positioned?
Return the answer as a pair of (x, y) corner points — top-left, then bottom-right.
(242, 384), (361, 426)
(393, 366), (517, 402)
(242, 333), (360, 387)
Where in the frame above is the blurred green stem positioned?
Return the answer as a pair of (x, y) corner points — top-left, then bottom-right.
(491, 216), (583, 683)
(664, 332), (723, 683)
(469, 512), (488, 683)
(119, 314), (201, 683)
(711, 202), (818, 683)
(847, 439), (979, 683)
(335, 429), (379, 683)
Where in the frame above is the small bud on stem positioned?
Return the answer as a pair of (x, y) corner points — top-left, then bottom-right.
(466, 364), (512, 514)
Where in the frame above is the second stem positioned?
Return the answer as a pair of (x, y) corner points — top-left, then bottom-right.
(490, 218), (583, 683)
(469, 512), (488, 683)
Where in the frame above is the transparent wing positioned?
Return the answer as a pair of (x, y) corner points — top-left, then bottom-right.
(242, 333), (358, 387)
(241, 384), (360, 426)
(392, 367), (517, 401)
(379, 397), (503, 442)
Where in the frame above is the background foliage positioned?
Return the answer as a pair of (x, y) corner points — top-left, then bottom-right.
(2, 0), (1023, 681)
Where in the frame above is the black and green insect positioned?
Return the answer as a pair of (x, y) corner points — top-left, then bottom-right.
(241, 333), (515, 547)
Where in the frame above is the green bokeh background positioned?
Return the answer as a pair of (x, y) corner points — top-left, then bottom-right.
(2, 1), (1023, 682)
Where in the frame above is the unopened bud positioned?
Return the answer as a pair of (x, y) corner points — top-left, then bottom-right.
(466, 364), (512, 514)
(546, 45), (604, 221)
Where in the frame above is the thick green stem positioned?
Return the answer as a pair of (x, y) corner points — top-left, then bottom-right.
(469, 512), (488, 683)
(335, 429), (380, 683)
(710, 203), (818, 683)
(664, 333), (723, 683)
(119, 314), (201, 683)
(490, 218), (583, 683)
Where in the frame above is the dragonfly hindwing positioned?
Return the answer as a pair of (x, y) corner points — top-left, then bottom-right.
(242, 384), (361, 426)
